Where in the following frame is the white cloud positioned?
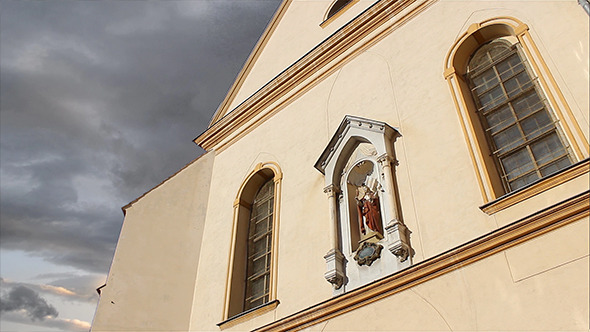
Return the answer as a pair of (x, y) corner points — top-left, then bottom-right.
(1, 311), (90, 332)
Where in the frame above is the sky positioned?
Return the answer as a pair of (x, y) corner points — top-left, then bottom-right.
(0, 1), (282, 330)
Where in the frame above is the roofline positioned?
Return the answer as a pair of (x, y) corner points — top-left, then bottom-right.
(209, 0), (292, 126)
(121, 151), (212, 214)
(195, 0), (433, 151)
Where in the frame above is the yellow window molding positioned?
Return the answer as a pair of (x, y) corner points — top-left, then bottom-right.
(480, 158), (589, 215)
(320, 0), (359, 28)
(218, 300), (279, 330)
(443, 16), (589, 204)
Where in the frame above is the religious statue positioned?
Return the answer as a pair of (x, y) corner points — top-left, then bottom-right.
(355, 184), (382, 235)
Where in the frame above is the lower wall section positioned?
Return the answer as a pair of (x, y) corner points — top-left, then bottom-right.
(312, 244), (588, 331)
(92, 152), (215, 332)
(253, 191), (589, 332)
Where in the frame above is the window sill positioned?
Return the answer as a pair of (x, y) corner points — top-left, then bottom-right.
(217, 300), (279, 330)
(480, 158), (589, 215)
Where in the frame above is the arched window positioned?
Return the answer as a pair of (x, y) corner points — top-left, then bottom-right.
(222, 163), (281, 324)
(444, 18), (587, 211)
(244, 179), (274, 310)
(466, 40), (573, 192)
(326, 0), (353, 20)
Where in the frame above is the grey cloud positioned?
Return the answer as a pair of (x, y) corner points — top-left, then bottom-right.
(1, 276), (101, 303)
(1, 0), (281, 276)
(0, 285), (59, 320)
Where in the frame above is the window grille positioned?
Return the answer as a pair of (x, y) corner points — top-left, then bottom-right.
(244, 179), (274, 310)
(467, 41), (573, 192)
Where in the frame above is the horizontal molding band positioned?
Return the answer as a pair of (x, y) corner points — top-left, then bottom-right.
(218, 300), (280, 330)
(254, 191), (590, 332)
(195, 0), (431, 151)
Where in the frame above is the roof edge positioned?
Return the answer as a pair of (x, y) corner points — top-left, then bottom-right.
(121, 151), (213, 214)
(209, 0), (292, 127)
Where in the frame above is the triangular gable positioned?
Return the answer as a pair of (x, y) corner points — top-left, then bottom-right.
(209, 0), (290, 126)
(209, 0), (379, 126)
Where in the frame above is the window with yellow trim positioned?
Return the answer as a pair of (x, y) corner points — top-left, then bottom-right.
(327, 0), (353, 20)
(224, 165), (280, 323)
(465, 39), (574, 192)
(244, 179), (274, 310)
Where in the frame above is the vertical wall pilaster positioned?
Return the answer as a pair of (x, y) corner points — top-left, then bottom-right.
(323, 184), (345, 289)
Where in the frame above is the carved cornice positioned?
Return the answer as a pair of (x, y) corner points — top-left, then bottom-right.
(323, 184), (341, 197)
(314, 115), (400, 175)
(376, 153), (394, 167)
(253, 191), (589, 332)
(195, 0), (435, 152)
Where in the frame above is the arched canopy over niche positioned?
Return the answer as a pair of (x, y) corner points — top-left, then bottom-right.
(315, 115), (399, 186)
(224, 162), (282, 321)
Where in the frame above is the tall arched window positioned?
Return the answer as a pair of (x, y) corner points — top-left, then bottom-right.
(466, 40), (573, 192)
(222, 163), (282, 325)
(444, 18), (588, 210)
(244, 179), (274, 310)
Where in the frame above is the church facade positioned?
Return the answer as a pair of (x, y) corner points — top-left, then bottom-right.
(92, 0), (590, 331)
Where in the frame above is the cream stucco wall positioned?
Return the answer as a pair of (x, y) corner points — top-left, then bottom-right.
(189, 1), (589, 330)
(93, 0), (589, 331)
(225, 0), (379, 113)
(308, 218), (589, 331)
(92, 152), (214, 331)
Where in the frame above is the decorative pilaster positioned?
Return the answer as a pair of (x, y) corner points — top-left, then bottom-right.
(323, 184), (345, 289)
(323, 184), (340, 251)
(377, 154), (413, 263)
(376, 154), (400, 223)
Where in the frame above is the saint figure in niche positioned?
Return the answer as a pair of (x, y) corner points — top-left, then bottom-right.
(355, 183), (382, 235)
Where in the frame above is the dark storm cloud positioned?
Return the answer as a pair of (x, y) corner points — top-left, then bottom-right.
(2, 276), (101, 303)
(0, 284), (59, 320)
(0, 0), (281, 274)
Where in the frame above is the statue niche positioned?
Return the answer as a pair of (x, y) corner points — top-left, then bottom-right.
(315, 115), (413, 292)
(347, 160), (384, 249)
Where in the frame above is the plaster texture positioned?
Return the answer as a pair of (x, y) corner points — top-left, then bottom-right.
(92, 1), (589, 331)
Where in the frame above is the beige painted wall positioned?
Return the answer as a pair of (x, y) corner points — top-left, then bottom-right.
(226, 0), (379, 113)
(309, 218), (589, 331)
(93, 0), (589, 331)
(92, 152), (214, 331)
(190, 1), (588, 330)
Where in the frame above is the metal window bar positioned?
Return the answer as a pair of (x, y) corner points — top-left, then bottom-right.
(244, 179), (274, 311)
(467, 42), (573, 192)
